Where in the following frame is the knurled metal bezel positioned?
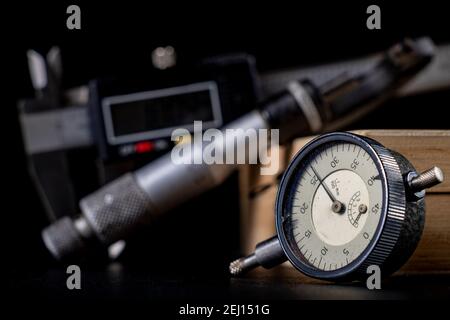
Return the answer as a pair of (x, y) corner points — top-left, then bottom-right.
(354, 142), (406, 276)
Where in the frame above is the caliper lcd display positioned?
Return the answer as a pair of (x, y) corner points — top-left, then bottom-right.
(102, 81), (222, 145)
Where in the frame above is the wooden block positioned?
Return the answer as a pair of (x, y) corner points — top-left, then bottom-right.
(239, 130), (450, 274)
(350, 130), (450, 193)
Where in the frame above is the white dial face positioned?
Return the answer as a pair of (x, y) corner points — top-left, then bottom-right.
(287, 142), (384, 272)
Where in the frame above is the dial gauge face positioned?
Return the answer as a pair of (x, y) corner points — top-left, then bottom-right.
(277, 136), (387, 278)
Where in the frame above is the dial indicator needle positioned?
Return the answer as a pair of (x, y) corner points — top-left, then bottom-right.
(353, 203), (368, 227)
(310, 166), (345, 213)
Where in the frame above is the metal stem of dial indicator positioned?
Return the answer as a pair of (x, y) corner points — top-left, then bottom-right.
(229, 236), (287, 276)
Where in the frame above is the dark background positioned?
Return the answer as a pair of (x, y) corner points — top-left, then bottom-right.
(3, 1), (450, 303)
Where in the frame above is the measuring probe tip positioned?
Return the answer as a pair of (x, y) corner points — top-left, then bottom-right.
(229, 254), (259, 276)
(229, 258), (245, 275)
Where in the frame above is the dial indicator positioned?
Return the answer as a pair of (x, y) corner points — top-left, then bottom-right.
(286, 141), (383, 272)
(230, 132), (442, 282)
(277, 133), (391, 279)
